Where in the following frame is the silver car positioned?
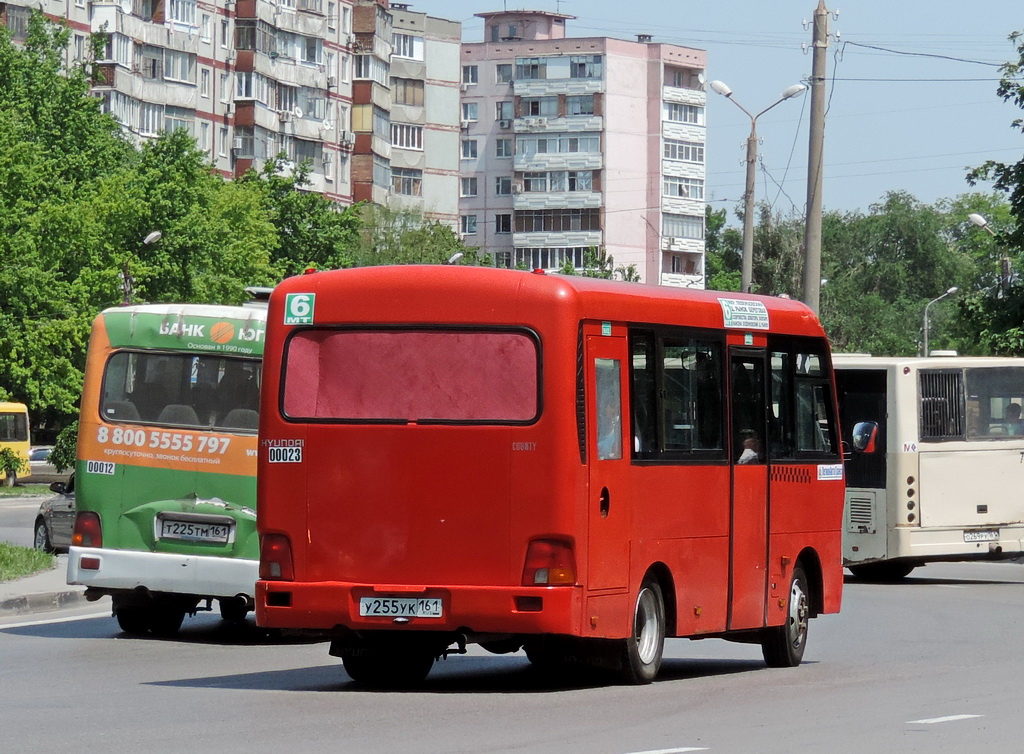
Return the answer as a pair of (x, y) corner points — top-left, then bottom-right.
(34, 475), (75, 553)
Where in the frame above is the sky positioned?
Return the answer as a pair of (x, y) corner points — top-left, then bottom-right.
(411, 0), (1023, 217)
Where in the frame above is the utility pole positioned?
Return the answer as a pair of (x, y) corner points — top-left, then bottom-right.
(801, 0), (829, 314)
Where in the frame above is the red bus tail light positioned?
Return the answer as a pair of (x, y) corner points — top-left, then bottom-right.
(71, 512), (102, 548)
(522, 539), (576, 585)
(260, 533), (294, 581)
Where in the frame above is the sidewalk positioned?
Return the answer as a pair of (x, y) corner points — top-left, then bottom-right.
(0, 555), (90, 616)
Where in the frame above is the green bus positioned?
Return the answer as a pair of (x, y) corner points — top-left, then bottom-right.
(67, 297), (267, 634)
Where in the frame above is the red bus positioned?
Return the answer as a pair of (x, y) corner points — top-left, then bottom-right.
(256, 266), (844, 685)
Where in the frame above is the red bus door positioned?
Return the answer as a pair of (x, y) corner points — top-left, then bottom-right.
(728, 350), (769, 630)
(586, 336), (630, 592)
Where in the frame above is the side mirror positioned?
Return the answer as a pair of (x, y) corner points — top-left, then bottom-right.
(49, 481), (66, 494)
(852, 421), (879, 454)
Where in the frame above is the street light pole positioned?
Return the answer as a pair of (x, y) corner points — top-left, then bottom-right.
(709, 80), (807, 293)
(922, 286), (958, 357)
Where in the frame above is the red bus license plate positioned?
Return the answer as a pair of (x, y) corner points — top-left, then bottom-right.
(359, 597), (443, 618)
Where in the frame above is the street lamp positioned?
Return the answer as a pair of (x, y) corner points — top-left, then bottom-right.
(709, 79), (807, 293)
(922, 286), (958, 357)
(968, 213), (996, 237)
(969, 213), (1011, 294)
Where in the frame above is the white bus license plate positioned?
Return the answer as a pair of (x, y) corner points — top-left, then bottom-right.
(359, 597), (443, 618)
(160, 520), (231, 544)
(964, 529), (999, 543)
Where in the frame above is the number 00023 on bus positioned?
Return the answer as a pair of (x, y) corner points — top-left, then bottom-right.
(66, 293), (268, 635)
(255, 266), (846, 686)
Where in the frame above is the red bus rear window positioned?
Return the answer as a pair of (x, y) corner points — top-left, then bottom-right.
(282, 329), (540, 423)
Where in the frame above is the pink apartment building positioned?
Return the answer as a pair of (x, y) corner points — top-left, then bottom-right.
(460, 10), (707, 287)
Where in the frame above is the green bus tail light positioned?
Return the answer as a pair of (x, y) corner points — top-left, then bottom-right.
(72, 512), (102, 548)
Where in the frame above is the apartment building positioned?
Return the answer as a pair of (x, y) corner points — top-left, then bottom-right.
(2, 0), (460, 222)
(0, 0), (359, 200)
(460, 11), (708, 287)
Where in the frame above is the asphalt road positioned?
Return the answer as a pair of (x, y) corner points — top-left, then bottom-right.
(0, 493), (45, 549)
(2, 560), (1023, 753)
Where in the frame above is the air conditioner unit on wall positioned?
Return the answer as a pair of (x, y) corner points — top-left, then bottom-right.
(460, 120), (471, 130)
(512, 182), (523, 194)
(498, 119), (511, 129)
(232, 137), (244, 150)
(279, 110), (292, 122)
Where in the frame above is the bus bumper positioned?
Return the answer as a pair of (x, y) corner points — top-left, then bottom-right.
(67, 546), (258, 599)
(256, 580), (584, 636)
(892, 526), (1024, 560)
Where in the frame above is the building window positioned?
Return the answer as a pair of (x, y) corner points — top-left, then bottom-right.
(461, 140), (478, 159)
(167, 0), (197, 27)
(567, 95), (595, 116)
(393, 78), (424, 106)
(495, 214), (512, 234)
(200, 13), (211, 42)
(495, 63), (513, 83)
(512, 247), (589, 270)
(523, 172), (548, 193)
(568, 170), (593, 191)
(218, 126), (228, 157)
(164, 50), (197, 84)
(462, 65), (478, 84)
(391, 123), (423, 150)
(666, 103), (704, 125)
(569, 54), (602, 79)
(667, 66), (702, 90)
(663, 176), (705, 200)
(392, 167), (423, 196)
(516, 209), (601, 233)
(393, 33), (424, 61)
(664, 138), (704, 163)
(515, 57), (546, 80)
(522, 97), (558, 117)
(662, 213), (705, 240)
(495, 176), (512, 196)
(354, 55), (388, 85)
(461, 102), (478, 121)
(200, 68), (210, 98)
(517, 133), (600, 155)
(139, 102), (164, 136)
(461, 215), (478, 235)
(495, 138), (513, 158)
(496, 101), (513, 120)
(460, 177), (478, 197)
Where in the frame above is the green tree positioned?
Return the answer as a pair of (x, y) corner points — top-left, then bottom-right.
(704, 205), (741, 292)
(819, 192), (976, 355)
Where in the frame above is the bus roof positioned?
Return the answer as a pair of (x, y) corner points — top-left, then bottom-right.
(0, 402), (28, 412)
(832, 354), (1024, 368)
(271, 266), (826, 338)
(96, 303), (267, 355)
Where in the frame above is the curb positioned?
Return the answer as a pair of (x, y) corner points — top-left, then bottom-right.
(0, 589), (90, 616)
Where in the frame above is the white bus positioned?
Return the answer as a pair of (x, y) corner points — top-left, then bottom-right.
(836, 354), (1024, 580)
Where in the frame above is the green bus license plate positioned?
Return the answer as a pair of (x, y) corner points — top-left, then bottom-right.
(159, 519), (231, 543)
(359, 597), (443, 618)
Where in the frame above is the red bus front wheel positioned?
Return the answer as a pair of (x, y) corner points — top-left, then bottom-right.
(620, 576), (666, 684)
(762, 564), (810, 667)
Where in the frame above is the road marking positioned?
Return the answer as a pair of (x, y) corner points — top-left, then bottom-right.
(0, 611), (110, 629)
(907, 714), (983, 725)
(624, 748), (709, 754)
